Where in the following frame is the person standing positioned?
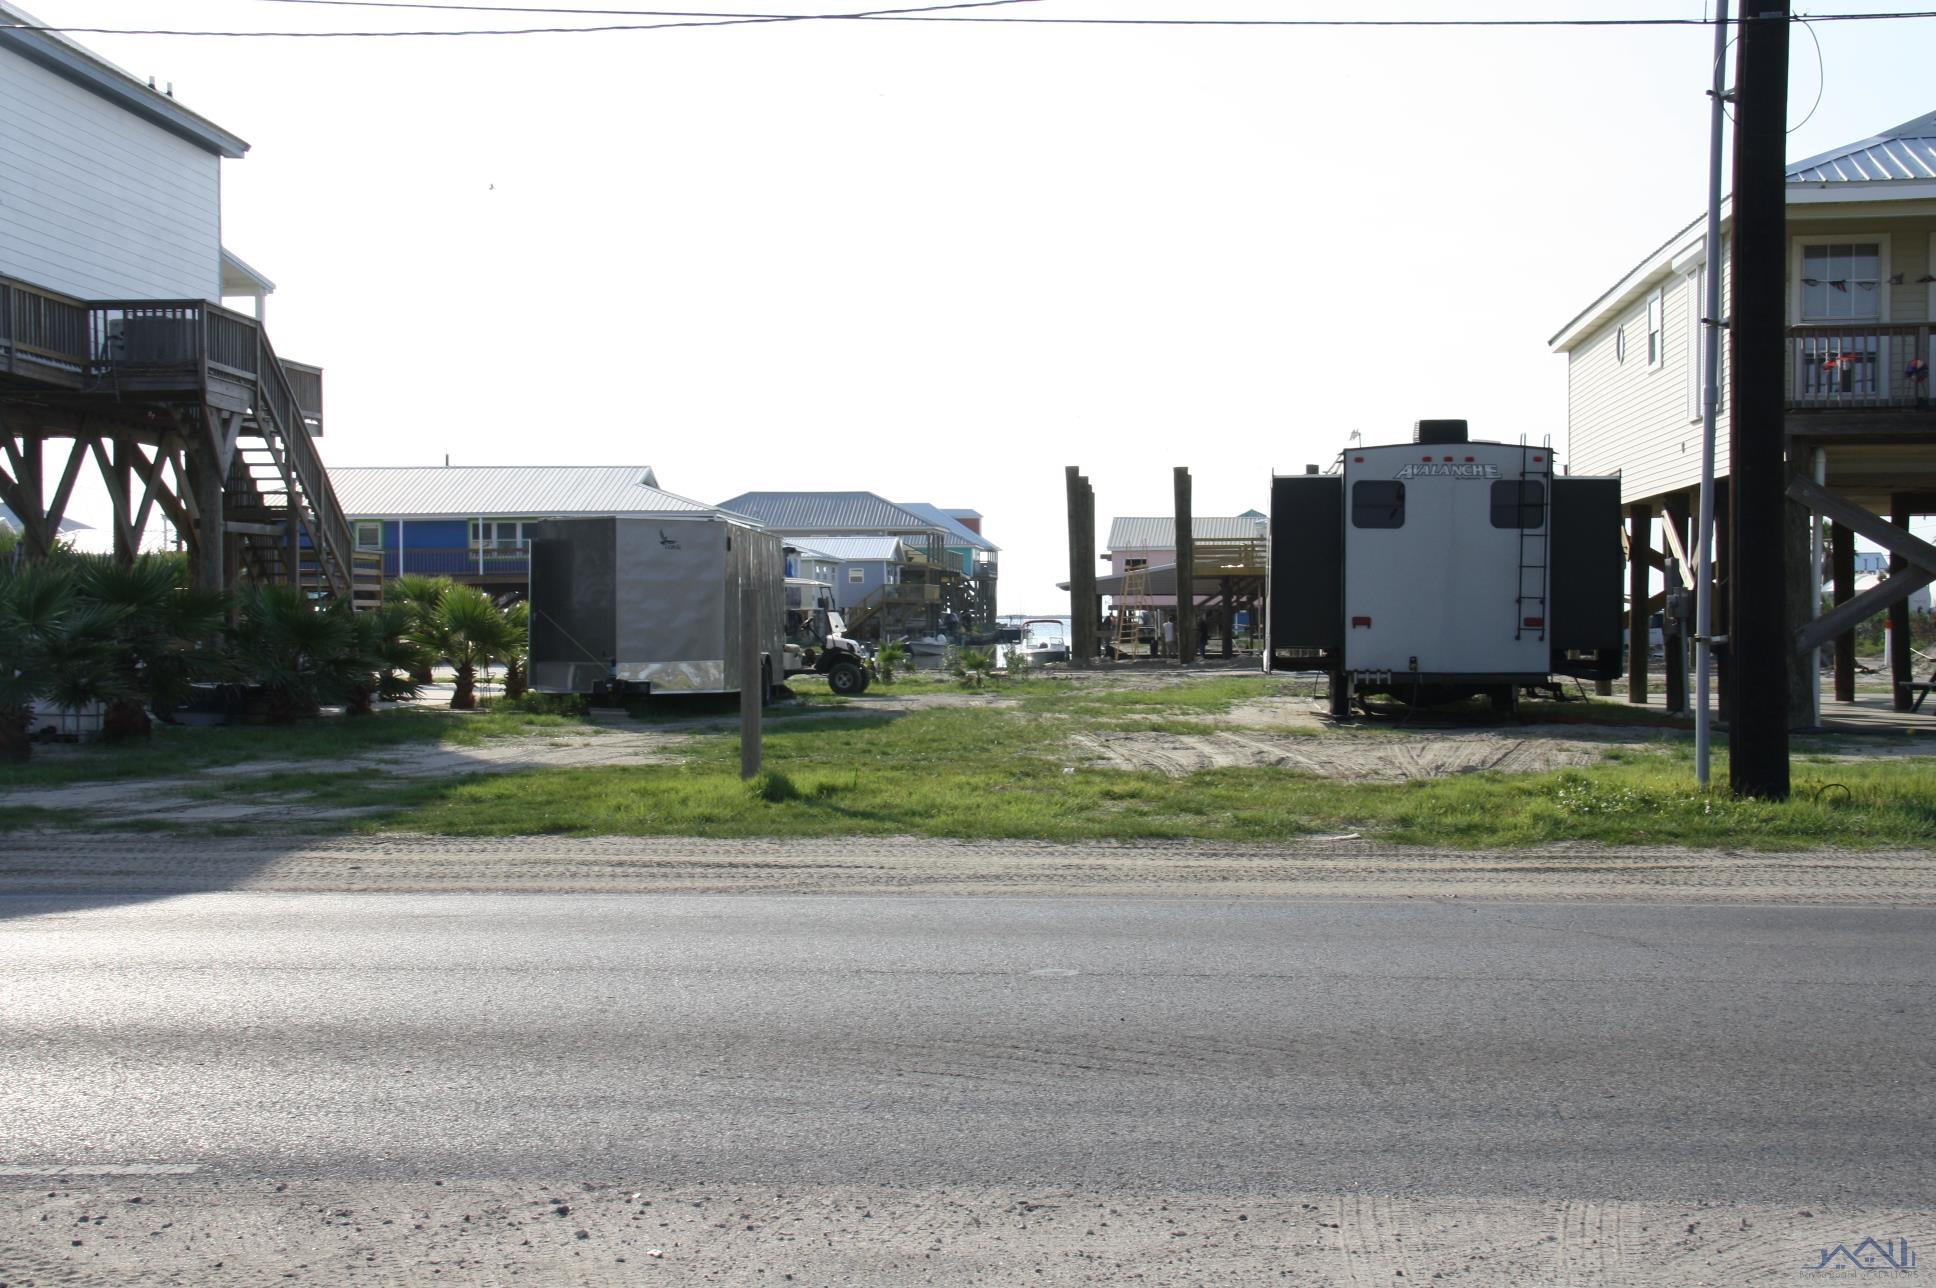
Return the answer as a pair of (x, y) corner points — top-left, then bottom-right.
(1160, 614), (1176, 659)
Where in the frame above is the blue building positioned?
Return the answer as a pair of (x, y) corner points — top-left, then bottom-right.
(329, 465), (717, 592)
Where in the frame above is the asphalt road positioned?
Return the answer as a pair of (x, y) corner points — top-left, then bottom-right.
(3, 893), (1932, 1203)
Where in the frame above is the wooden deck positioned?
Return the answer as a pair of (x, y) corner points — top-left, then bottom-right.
(0, 273), (365, 604)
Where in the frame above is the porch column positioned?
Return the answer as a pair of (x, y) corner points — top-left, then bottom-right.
(1663, 491), (1690, 714)
(1219, 577), (1235, 659)
(1831, 521), (1855, 703)
(1627, 502), (1651, 704)
(1785, 450), (1819, 729)
(1890, 494), (1914, 711)
(185, 436), (226, 595)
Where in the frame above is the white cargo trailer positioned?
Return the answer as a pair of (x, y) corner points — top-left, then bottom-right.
(527, 515), (786, 700)
(1267, 420), (1623, 715)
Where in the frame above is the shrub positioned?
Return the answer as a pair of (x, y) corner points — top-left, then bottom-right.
(875, 642), (908, 684)
(746, 768), (802, 803)
(487, 690), (588, 717)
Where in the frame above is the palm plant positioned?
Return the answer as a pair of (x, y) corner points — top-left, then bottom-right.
(501, 600), (531, 701)
(227, 584), (360, 723)
(346, 601), (427, 714)
(413, 584), (513, 709)
(948, 645), (997, 691)
(874, 641), (908, 684)
(0, 560), (125, 761)
(75, 553), (227, 739)
(387, 574), (454, 683)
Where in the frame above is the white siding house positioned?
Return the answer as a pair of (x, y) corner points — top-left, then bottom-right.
(1551, 109), (1936, 511)
(0, 6), (243, 301)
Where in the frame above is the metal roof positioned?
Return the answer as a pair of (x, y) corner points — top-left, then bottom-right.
(0, 3), (249, 157)
(330, 466), (728, 519)
(1106, 515), (1267, 551)
(896, 502), (999, 552)
(1788, 110), (1936, 184)
(715, 491), (940, 534)
(789, 536), (910, 563)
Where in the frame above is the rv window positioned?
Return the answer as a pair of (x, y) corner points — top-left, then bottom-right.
(1490, 480), (1546, 529)
(1351, 481), (1405, 529)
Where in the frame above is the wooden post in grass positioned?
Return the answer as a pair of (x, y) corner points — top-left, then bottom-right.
(740, 581), (762, 779)
(1173, 466), (1195, 666)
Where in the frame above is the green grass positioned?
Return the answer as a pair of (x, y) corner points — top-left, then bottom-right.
(0, 707), (586, 789)
(8, 673), (1932, 850)
(372, 703), (1936, 849)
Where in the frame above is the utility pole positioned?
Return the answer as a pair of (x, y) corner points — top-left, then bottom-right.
(1066, 466), (1097, 666)
(1693, 0), (1730, 785)
(1726, 0), (1790, 798)
(1173, 467), (1194, 665)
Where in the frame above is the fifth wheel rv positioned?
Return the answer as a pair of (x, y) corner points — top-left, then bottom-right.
(1268, 419), (1623, 715)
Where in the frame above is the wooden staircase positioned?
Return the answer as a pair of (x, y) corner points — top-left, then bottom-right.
(216, 318), (368, 606)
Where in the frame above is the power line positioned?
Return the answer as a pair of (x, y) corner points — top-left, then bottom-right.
(8, 5), (1936, 37)
(0, 0), (1041, 38)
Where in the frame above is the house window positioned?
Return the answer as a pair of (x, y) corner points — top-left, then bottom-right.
(848, 567), (865, 584)
(1489, 480), (1545, 529)
(354, 521), (383, 550)
(469, 519), (532, 553)
(1799, 241), (1883, 322)
(1351, 480), (1405, 529)
(1646, 289), (1665, 368)
(1615, 324), (1626, 365)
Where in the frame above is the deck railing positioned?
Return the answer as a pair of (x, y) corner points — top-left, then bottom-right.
(382, 546), (533, 578)
(2, 273), (343, 596)
(1788, 322), (1933, 409)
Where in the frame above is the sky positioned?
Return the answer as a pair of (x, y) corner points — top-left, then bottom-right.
(15, 0), (1936, 611)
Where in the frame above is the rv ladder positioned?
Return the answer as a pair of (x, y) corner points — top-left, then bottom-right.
(1514, 441), (1549, 642)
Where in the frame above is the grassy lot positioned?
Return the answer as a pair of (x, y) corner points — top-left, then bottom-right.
(384, 691), (1936, 850)
(7, 675), (1932, 848)
(0, 708), (588, 789)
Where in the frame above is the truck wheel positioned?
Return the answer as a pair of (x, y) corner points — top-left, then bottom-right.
(827, 662), (866, 696)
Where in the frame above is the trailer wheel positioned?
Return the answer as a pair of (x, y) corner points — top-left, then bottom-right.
(827, 661), (867, 696)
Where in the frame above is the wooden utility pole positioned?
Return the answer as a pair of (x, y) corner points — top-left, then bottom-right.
(1727, 0), (1791, 798)
(1173, 467), (1194, 665)
(739, 581), (762, 780)
(1066, 467), (1097, 666)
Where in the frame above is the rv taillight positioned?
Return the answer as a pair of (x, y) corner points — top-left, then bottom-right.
(1464, 456), (1475, 462)
(1533, 455), (1545, 463)
(1353, 455), (1364, 463)
(1523, 616), (1544, 629)
(1351, 616), (1372, 629)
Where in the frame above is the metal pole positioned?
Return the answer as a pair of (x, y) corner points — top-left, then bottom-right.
(1693, 0), (1729, 787)
(740, 581), (762, 780)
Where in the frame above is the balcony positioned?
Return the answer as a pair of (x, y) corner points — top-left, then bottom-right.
(0, 275), (324, 433)
(1787, 322), (1932, 414)
(371, 546), (533, 582)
